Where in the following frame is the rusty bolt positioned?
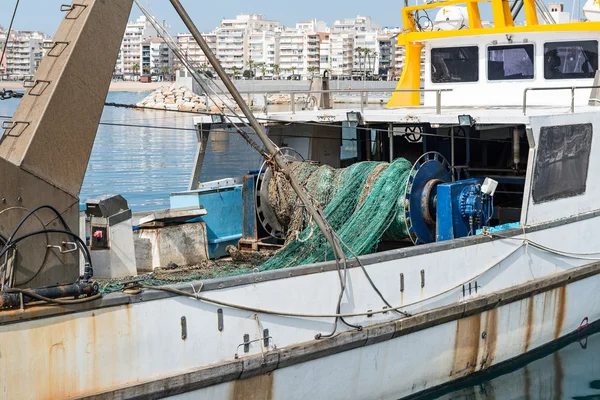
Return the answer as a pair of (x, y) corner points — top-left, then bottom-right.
(482, 331), (487, 339)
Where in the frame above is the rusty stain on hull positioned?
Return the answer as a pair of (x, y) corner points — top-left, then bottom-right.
(480, 307), (498, 369)
(524, 297), (534, 352)
(450, 314), (481, 378)
(554, 285), (566, 340)
(231, 372), (274, 400)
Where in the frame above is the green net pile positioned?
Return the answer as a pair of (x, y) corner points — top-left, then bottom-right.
(98, 158), (414, 294)
(259, 157), (413, 271)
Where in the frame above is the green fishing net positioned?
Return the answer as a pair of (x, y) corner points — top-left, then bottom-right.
(99, 158), (414, 294)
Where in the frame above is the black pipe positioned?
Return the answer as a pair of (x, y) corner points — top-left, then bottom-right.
(0, 281), (99, 309)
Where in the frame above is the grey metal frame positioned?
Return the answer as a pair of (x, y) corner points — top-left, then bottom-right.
(234, 88), (452, 115)
(522, 85), (600, 115)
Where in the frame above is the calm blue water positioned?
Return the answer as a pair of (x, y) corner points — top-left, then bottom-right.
(0, 91), (263, 211)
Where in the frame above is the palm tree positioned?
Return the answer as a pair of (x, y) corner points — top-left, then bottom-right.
(246, 58), (255, 80)
(142, 64), (151, 75)
(259, 62), (267, 79)
(200, 63), (208, 72)
(273, 64), (281, 79)
(232, 66), (240, 80)
(307, 65), (318, 78)
(131, 63), (139, 80)
(290, 66), (296, 79)
(355, 47), (364, 79)
(363, 48), (371, 80)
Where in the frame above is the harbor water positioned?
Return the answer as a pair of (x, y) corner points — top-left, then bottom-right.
(0, 91), (264, 212)
(0, 91), (596, 399)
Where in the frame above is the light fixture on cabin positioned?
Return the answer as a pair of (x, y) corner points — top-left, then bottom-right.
(211, 114), (225, 124)
(346, 111), (362, 124)
(458, 114), (475, 127)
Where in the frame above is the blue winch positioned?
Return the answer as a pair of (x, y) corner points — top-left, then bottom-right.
(404, 152), (497, 244)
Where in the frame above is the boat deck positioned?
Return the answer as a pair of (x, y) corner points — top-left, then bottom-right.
(194, 104), (600, 126)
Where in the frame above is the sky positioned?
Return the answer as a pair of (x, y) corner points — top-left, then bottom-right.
(0, 0), (584, 37)
(0, 0), (406, 36)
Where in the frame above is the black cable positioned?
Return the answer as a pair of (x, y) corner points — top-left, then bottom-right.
(0, 229), (92, 275)
(2, 205), (71, 248)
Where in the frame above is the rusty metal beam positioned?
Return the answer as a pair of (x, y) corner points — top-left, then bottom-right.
(0, 0), (134, 287)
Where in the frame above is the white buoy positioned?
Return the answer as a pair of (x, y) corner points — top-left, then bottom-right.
(433, 6), (469, 30)
(583, 0), (600, 21)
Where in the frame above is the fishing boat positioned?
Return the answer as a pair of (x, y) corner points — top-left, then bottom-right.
(2, 0), (600, 399)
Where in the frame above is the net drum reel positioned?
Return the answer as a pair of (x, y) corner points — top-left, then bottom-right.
(255, 147), (305, 239)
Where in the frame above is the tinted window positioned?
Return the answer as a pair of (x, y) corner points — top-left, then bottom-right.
(431, 46), (479, 83)
(532, 123), (592, 203)
(488, 44), (534, 80)
(544, 40), (598, 79)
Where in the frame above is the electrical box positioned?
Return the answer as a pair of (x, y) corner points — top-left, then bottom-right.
(85, 194), (137, 278)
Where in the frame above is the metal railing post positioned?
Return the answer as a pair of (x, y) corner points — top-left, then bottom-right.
(522, 89), (528, 115)
(571, 87), (575, 113)
(291, 92), (295, 114)
(264, 93), (268, 116)
(360, 91), (365, 114)
(435, 90), (441, 115)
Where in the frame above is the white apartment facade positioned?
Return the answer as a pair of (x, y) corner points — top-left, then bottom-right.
(176, 32), (217, 73)
(115, 16), (160, 80)
(1, 30), (49, 79)
(216, 14), (280, 75)
(141, 38), (174, 80)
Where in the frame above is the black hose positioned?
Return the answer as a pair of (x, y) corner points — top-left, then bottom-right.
(3, 287), (102, 304)
(0, 229), (92, 270)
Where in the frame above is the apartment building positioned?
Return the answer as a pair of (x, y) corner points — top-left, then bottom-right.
(1, 30), (49, 79)
(377, 33), (397, 80)
(215, 14), (280, 75)
(115, 16), (160, 80)
(329, 31), (354, 77)
(141, 38), (173, 80)
(248, 31), (280, 78)
(319, 33), (331, 75)
(279, 29), (306, 78)
(176, 32), (217, 73)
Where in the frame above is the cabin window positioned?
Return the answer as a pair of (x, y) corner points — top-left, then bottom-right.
(532, 123), (592, 203)
(544, 40), (598, 79)
(431, 46), (479, 83)
(487, 44), (534, 80)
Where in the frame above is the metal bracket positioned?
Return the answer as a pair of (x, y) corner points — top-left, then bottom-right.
(61, 3), (87, 19)
(181, 316), (187, 340)
(243, 333), (250, 353)
(263, 329), (269, 348)
(400, 273), (404, 292)
(23, 80), (51, 96)
(47, 241), (78, 254)
(217, 308), (223, 331)
(420, 269), (425, 288)
(0, 121), (30, 145)
(47, 41), (70, 58)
